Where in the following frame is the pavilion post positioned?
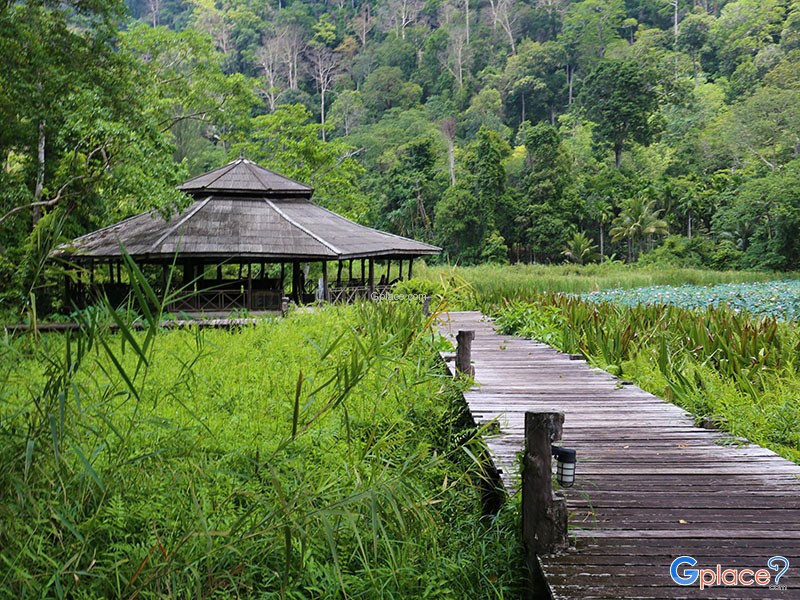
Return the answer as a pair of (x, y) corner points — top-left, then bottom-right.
(336, 260), (342, 288)
(368, 259), (375, 295)
(322, 260), (328, 302)
(386, 259), (391, 284)
(361, 260), (365, 285)
(108, 261), (114, 284)
(408, 258), (413, 279)
(348, 260), (353, 283)
(292, 261), (301, 304)
(280, 263), (286, 291)
(247, 263), (253, 310)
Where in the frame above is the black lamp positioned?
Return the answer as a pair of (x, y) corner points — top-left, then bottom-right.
(551, 446), (577, 487)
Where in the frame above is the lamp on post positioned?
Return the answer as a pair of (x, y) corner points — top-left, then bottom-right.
(551, 446), (577, 487)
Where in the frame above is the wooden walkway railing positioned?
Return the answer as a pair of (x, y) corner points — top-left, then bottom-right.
(439, 311), (800, 600)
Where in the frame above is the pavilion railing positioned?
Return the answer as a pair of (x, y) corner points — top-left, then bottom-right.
(168, 290), (247, 312)
(328, 285), (394, 304)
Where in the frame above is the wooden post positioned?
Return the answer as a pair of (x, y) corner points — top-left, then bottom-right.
(360, 259), (365, 285)
(336, 260), (342, 287)
(322, 260), (328, 302)
(247, 263), (253, 310)
(348, 259), (353, 283)
(522, 411), (569, 592)
(408, 258), (413, 280)
(386, 259), (391, 283)
(292, 261), (301, 304)
(455, 330), (475, 378)
(368, 259), (375, 295)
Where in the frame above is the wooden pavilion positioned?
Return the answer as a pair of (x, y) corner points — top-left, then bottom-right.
(55, 159), (440, 312)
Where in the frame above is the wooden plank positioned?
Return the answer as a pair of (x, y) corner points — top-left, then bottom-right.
(438, 312), (800, 600)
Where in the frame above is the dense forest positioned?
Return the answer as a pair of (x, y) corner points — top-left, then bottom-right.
(2, 0), (800, 310)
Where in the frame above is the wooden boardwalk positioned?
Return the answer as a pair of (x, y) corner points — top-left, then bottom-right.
(439, 311), (800, 600)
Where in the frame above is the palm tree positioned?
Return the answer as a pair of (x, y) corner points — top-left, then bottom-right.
(562, 231), (600, 265)
(610, 197), (669, 261)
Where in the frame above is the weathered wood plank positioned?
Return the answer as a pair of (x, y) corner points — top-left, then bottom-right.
(439, 311), (800, 600)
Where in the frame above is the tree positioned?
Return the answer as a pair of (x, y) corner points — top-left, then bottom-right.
(328, 91), (365, 136)
(712, 87), (800, 172)
(562, 231), (599, 264)
(562, 0), (625, 65)
(579, 60), (660, 168)
(610, 196), (669, 261)
(434, 186), (486, 262)
(379, 136), (443, 240)
(708, 0), (785, 77)
(376, 0), (424, 40)
(229, 105), (370, 221)
(257, 34), (286, 112)
(361, 66), (422, 117)
(678, 7), (714, 86)
(306, 45), (340, 141)
(519, 122), (582, 261)
(712, 159), (800, 269)
(503, 40), (567, 125)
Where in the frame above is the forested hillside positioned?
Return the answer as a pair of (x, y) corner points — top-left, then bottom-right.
(2, 0), (800, 309)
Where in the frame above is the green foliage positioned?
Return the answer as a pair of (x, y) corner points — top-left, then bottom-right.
(434, 186), (486, 264)
(416, 262), (785, 309)
(579, 60), (660, 168)
(563, 232), (600, 265)
(636, 235), (742, 270)
(610, 196), (669, 261)
(0, 268), (526, 597)
(230, 104), (371, 222)
(495, 294), (800, 463)
(584, 279), (800, 321)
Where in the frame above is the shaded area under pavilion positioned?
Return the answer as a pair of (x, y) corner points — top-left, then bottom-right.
(55, 159), (440, 312)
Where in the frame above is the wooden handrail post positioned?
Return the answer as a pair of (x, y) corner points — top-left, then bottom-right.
(455, 330), (475, 377)
(522, 411), (569, 592)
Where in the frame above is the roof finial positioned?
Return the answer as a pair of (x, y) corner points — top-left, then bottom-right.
(238, 150), (245, 161)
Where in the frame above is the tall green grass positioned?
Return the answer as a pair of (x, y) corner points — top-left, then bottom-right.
(494, 294), (800, 463)
(0, 260), (525, 598)
(417, 262), (795, 307)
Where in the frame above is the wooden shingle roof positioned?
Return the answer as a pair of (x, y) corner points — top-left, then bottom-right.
(56, 159), (440, 262)
(179, 158), (313, 198)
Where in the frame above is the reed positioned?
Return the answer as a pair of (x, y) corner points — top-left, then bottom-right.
(0, 262), (525, 598)
(495, 294), (800, 463)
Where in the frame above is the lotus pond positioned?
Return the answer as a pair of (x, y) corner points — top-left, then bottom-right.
(583, 279), (800, 320)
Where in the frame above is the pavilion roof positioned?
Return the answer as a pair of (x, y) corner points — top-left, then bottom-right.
(55, 159), (440, 262)
(179, 158), (313, 198)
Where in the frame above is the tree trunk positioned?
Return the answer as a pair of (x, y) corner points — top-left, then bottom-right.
(599, 224), (604, 258)
(567, 65), (574, 104)
(33, 119), (46, 226)
(320, 90), (326, 142)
